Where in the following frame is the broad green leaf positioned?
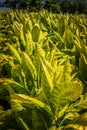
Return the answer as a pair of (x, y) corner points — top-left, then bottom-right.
(31, 23), (40, 42)
(57, 104), (69, 119)
(11, 99), (25, 112)
(19, 24), (26, 48)
(77, 112), (87, 126)
(54, 56), (73, 83)
(68, 93), (87, 113)
(11, 94), (53, 115)
(11, 65), (23, 84)
(50, 81), (83, 113)
(0, 78), (29, 95)
(79, 54), (87, 81)
(40, 15), (50, 32)
(0, 82), (14, 94)
(40, 57), (53, 91)
(21, 52), (37, 80)
(32, 109), (47, 130)
(6, 43), (21, 64)
(36, 43), (46, 58)
(11, 65), (28, 90)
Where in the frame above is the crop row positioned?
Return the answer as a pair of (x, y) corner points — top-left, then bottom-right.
(0, 10), (87, 130)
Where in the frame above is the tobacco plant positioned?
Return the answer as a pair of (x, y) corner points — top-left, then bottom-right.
(0, 10), (87, 130)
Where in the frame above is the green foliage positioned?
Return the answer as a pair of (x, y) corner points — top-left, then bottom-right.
(0, 10), (87, 130)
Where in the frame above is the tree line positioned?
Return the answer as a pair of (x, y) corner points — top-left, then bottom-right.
(5, 0), (87, 13)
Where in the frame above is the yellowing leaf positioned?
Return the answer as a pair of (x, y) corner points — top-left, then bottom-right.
(31, 23), (40, 42)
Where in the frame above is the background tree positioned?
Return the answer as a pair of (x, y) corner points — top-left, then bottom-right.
(5, 0), (87, 13)
(44, 0), (61, 13)
(29, 0), (43, 11)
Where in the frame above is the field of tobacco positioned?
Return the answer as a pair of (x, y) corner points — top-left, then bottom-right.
(0, 10), (87, 130)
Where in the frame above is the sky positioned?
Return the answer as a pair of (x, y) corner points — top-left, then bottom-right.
(0, 0), (6, 3)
